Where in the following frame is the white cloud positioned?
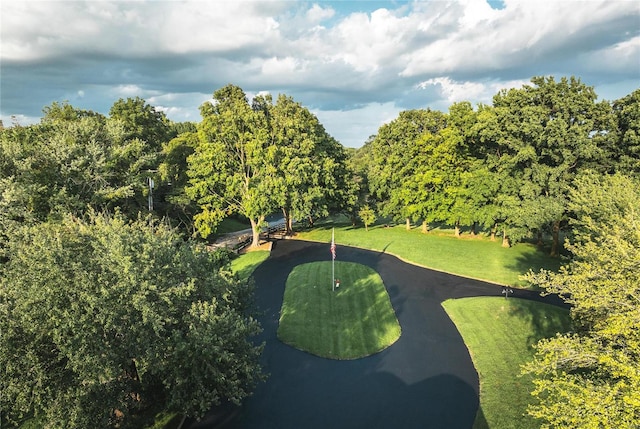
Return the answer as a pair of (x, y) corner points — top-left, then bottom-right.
(418, 78), (488, 103)
(260, 56), (305, 76)
(112, 85), (148, 97)
(306, 4), (335, 23)
(417, 77), (531, 105)
(313, 102), (402, 147)
(457, 0), (499, 29)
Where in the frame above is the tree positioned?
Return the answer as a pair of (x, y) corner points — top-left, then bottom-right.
(410, 125), (471, 236)
(358, 205), (377, 231)
(186, 84), (281, 247)
(368, 109), (447, 229)
(347, 137), (375, 225)
(0, 213), (263, 428)
(609, 89), (640, 174)
(268, 94), (355, 234)
(522, 172), (640, 428)
(109, 97), (175, 152)
(466, 104), (530, 246)
(491, 76), (611, 255)
(0, 101), (169, 224)
(158, 130), (199, 233)
(107, 98), (177, 216)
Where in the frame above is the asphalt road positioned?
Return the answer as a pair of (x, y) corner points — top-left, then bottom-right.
(186, 239), (565, 429)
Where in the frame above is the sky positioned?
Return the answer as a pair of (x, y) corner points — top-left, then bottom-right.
(1, 1), (639, 148)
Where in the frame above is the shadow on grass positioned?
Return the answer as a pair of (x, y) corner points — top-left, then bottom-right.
(380, 242), (393, 254)
(472, 406), (489, 429)
(505, 299), (572, 348)
(504, 246), (564, 289)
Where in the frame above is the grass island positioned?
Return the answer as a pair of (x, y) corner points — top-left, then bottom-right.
(277, 261), (401, 360)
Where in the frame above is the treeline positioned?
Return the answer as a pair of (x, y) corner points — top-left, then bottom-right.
(0, 95), (274, 427)
(357, 76), (639, 254)
(3, 78), (637, 255)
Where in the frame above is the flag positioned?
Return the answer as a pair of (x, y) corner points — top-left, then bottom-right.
(330, 229), (336, 260)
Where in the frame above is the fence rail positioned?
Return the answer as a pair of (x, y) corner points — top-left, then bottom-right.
(228, 222), (288, 253)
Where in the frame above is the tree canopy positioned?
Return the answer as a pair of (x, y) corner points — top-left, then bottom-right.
(186, 85), (282, 246)
(186, 85), (355, 246)
(522, 172), (640, 428)
(0, 214), (263, 428)
(362, 76), (638, 251)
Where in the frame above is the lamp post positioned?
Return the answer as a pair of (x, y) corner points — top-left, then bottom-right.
(147, 176), (154, 211)
(501, 286), (514, 298)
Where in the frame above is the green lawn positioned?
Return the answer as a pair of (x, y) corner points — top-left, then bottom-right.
(442, 297), (572, 429)
(230, 250), (270, 281)
(295, 223), (560, 287)
(277, 261), (401, 359)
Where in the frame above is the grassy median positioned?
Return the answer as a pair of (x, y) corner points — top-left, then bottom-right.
(277, 261), (401, 359)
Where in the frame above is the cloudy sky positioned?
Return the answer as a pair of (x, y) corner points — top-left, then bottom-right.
(1, 0), (639, 147)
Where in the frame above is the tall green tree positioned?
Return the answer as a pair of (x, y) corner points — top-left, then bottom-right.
(109, 97), (175, 152)
(267, 94), (355, 233)
(0, 214), (263, 428)
(158, 130), (199, 233)
(467, 104), (530, 246)
(368, 109), (447, 229)
(490, 76), (611, 254)
(0, 100), (171, 224)
(0, 106), (125, 219)
(609, 89), (640, 174)
(107, 97), (177, 215)
(347, 137), (375, 225)
(522, 172), (640, 428)
(186, 85), (280, 246)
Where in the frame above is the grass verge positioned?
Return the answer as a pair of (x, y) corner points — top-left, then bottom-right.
(278, 261), (401, 359)
(294, 223), (561, 287)
(230, 250), (270, 281)
(442, 297), (571, 429)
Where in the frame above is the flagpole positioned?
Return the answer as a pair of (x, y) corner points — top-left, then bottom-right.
(331, 228), (335, 292)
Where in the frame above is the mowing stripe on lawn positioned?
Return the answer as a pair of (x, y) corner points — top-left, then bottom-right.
(278, 261), (401, 360)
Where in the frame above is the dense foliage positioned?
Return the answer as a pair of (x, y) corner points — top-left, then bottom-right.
(0, 214), (263, 428)
(0, 100), (174, 229)
(186, 85), (355, 246)
(363, 78), (638, 250)
(522, 173), (640, 428)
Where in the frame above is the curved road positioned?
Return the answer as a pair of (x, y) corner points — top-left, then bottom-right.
(187, 239), (565, 429)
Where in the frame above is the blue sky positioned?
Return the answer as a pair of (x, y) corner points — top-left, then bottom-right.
(1, 0), (638, 147)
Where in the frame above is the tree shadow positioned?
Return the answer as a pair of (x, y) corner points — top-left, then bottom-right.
(504, 298), (573, 348)
(187, 371), (478, 429)
(379, 242), (393, 254)
(472, 405), (489, 429)
(503, 247), (565, 289)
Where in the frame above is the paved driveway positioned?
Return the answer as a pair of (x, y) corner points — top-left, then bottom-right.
(186, 239), (563, 429)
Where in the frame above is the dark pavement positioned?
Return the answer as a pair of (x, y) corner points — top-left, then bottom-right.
(186, 239), (565, 429)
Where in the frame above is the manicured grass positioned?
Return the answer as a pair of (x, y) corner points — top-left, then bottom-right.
(230, 250), (270, 281)
(295, 223), (561, 287)
(442, 297), (572, 429)
(278, 261), (401, 359)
